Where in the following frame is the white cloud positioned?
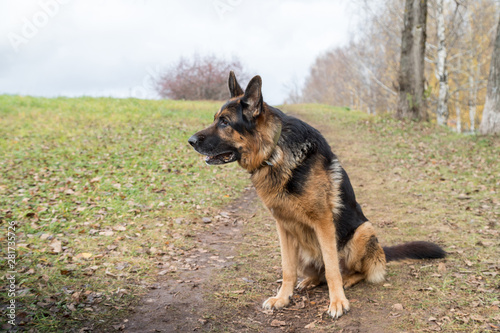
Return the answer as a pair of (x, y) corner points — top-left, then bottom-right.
(0, 0), (353, 104)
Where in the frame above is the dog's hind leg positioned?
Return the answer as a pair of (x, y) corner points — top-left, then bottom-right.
(296, 263), (324, 290)
(296, 276), (319, 290)
(342, 272), (365, 288)
(343, 222), (386, 288)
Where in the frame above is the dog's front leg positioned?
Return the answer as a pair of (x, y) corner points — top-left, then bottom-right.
(263, 220), (298, 310)
(314, 221), (350, 319)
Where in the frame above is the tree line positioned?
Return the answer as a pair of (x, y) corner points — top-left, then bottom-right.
(153, 1), (499, 134)
(293, 0), (500, 134)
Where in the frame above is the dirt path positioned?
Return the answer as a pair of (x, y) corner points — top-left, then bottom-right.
(121, 189), (259, 332)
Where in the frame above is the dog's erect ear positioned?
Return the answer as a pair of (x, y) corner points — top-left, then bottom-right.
(228, 71), (244, 98)
(242, 75), (263, 118)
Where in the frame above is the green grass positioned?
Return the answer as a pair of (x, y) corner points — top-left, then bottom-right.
(0, 96), (248, 332)
(1, 99), (498, 332)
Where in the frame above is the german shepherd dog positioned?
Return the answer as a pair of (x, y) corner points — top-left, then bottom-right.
(188, 72), (446, 318)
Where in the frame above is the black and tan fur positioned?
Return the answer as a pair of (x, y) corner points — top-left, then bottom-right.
(188, 72), (446, 318)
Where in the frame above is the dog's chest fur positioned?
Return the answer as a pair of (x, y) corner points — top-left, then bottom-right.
(250, 151), (344, 265)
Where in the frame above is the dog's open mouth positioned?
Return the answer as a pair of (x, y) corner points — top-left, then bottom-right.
(205, 152), (237, 165)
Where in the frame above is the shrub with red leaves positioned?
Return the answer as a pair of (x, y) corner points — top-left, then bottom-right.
(155, 54), (249, 100)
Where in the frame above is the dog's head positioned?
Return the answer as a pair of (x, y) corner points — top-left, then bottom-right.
(188, 72), (269, 168)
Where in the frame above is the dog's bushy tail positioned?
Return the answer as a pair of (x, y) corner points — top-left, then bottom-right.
(383, 241), (446, 262)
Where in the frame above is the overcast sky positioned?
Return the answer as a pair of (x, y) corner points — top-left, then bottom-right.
(1, 0), (355, 104)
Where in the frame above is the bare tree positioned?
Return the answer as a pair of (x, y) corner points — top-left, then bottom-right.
(457, 0), (499, 132)
(298, 0), (497, 129)
(155, 54), (249, 100)
(397, 0), (429, 120)
(284, 76), (303, 104)
(479, 17), (500, 135)
(442, 0), (498, 132)
(435, 0), (449, 125)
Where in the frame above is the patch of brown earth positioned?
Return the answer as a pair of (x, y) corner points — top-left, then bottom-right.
(118, 188), (259, 332)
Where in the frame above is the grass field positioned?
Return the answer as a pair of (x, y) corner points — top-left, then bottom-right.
(0, 96), (248, 331)
(1, 97), (498, 332)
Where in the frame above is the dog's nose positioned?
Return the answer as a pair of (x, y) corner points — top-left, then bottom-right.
(188, 134), (202, 147)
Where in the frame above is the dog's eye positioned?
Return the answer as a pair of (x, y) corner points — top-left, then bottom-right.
(219, 118), (229, 128)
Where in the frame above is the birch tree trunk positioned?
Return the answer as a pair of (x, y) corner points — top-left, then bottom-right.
(397, 0), (428, 121)
(455, 91), (461, 133)
(468, 72), (477, 132)
(479, 18), (500, 135)
(436, 0), (449, 126)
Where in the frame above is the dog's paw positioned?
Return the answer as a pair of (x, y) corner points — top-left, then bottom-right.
(296, 277), (319, 291)
(262, 296), (290, 310)
(327, 297), (350, 319)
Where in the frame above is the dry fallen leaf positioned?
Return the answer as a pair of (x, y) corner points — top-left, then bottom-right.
(71, 291), (81, 302)
(90, 177), (101, 183)
(99, 230), (114, 237)
(105, 270), (117, 277)
(50, 239), (62, 253)
(75, 253), (92, 259)
(270, 319), (286, 327)
(112, 225), (126, 231)
(115, 262), (129, 270)
(40, 233), (51, 240)
(392, 303), (404, 311)
(470, 314), (485, 322)
(305, 322), (316, 329)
